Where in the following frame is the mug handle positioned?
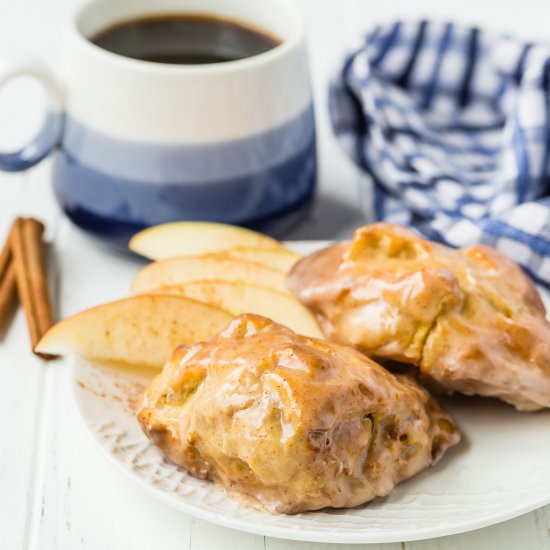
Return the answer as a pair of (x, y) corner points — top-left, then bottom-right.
(0, 53), (64, 172)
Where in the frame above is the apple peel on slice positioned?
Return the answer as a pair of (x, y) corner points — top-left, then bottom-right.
(36, 294), (233, 369)
(132, 256), (291, 296)
(149, 281), (324, 339)
(129, 221), (287, 260)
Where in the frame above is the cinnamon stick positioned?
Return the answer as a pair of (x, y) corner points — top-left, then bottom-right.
(23, 219), (55, 339)
(0, 222), (14, 280)
(11, 217), (57, 359)
(0, 225), (18, 336)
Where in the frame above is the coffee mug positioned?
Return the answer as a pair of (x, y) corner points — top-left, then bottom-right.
(0, 0), (316, 246)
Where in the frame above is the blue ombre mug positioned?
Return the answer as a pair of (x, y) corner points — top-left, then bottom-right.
(0, 0), (316, 246)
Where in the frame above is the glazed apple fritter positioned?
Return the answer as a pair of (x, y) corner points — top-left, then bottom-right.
(138, 314), (459, 514)
(288, 223), (550, 411)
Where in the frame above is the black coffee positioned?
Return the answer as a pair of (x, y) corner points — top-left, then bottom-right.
(91, 14), (280, 65)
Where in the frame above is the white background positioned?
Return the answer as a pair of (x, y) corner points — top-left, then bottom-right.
(0, 0), (549, 548)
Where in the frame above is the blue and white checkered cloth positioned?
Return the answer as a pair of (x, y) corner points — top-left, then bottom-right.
(329, 20), (550, 286)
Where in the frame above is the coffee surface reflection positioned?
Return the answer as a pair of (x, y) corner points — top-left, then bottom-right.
(91, 14), (281, 65)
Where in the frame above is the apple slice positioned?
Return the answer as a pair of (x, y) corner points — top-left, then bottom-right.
(129, 221), (286, 260)
(132, 256), (291, 296)
(36, 294), (233, 369)
(215, 247), (300, 273)
(150, 281), (324, 338)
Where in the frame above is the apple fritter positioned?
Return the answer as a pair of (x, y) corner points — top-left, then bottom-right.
(288, 223), (550, 411)
(138, 314), (459, 514)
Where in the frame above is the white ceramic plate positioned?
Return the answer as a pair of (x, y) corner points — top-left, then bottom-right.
(70, 241), (550, 544)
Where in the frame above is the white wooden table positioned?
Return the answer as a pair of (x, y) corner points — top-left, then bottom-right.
(1, 0), (549, 548)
